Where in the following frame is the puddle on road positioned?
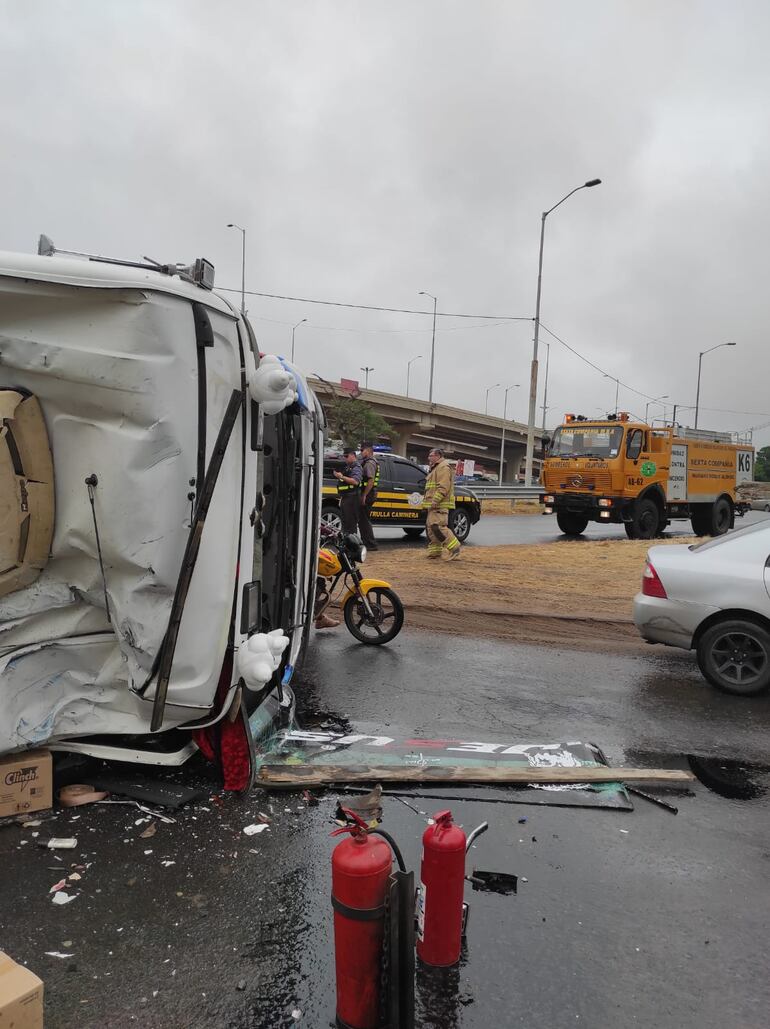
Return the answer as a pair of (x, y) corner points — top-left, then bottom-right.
(687, 754), (770, 800)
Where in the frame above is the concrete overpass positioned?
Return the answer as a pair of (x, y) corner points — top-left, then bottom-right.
(309, 378), (544, 482)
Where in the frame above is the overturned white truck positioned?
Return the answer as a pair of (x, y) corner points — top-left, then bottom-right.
(0, 245), (323, 786)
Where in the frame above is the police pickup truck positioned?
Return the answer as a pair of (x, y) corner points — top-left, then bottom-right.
(322, 453), (482, 542)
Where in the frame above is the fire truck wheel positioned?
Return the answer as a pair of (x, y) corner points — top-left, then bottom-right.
(626, 498), (660, 540)
(709, 497), (732, 536)
(556, 511), (589, 536)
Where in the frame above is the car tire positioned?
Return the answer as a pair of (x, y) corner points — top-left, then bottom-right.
(625, 498), (660, 540)
(449, 507), (471, 543)
(709, 497), (732, 536)
(696, 618), (770, 696)
(556, 511), (589, 536)
(764, 504), (770, 513)
(403, 527), (424, 539)
(321, 504), (343, 534)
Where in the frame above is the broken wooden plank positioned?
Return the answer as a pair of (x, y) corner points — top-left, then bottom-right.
(257, 764), (695, 788)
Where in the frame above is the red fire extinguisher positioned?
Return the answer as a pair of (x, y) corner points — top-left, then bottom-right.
(331, 809), (393, 1029)
(416, 809), (467, 967)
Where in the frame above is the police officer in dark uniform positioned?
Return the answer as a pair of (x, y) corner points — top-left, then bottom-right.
(358, 441), (380, 551)
(334, 448), (363, 533)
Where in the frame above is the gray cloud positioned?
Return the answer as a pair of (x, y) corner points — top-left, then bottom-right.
(2, 0), (768, 443)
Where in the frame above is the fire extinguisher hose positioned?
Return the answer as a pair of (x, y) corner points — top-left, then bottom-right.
(368, 828), (406, 872)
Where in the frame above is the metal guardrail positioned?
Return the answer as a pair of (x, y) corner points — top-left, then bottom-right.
(463, 484), (542, 500)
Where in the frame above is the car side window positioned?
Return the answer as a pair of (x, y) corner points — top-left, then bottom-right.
(626, 430), (644, 461)
(393, 460), (426, 489)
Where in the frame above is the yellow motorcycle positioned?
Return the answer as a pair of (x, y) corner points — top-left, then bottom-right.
(316, 528), (404, 644)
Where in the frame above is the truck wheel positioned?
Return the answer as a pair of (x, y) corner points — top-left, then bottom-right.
(709, 497), (732, 536)
(321, 504), (343, 534)
(625, 498), (660, 540)
(556, 511), (589, 536)
(690, 508), (710, 536)
(696, 618), (770, 696)
(449, 507), (471, 542)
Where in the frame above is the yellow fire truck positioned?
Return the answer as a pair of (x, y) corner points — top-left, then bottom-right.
(541, 413), (754, 539)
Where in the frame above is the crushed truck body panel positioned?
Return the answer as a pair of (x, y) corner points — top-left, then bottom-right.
(0, 250), (321, 756)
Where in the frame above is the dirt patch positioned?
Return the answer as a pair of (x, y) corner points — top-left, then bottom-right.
(362, 535), (698, 653)
(481, 499), (544, 515)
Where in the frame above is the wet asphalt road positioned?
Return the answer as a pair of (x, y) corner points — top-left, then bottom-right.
(1, 630), (769, 1028)
(373, 509), (770, 547)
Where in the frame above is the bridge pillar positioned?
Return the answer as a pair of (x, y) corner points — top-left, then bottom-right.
(500, 442), (526, 483)
(388, 423), (418, 457)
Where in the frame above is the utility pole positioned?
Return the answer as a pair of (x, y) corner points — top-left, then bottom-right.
(524, 178), (601, 485)
(418, 292), (438, 403)
(360, 366), (374, 389)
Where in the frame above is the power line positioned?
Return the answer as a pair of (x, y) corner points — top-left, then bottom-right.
(540, 322), (768, 420)
(249, 314), (511, 335)
(540, 323), (658, 402)
(217, 285), (532, 321)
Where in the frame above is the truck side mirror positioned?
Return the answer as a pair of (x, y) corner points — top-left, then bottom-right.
(542, 436), (551, 457)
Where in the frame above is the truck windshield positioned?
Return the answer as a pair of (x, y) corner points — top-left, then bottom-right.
(549, 425), (624, 459)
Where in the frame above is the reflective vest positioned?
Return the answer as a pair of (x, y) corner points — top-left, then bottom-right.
(423, 459), (455, 510)
(362, 457), (380, 492)
(337, 462), (362, 493)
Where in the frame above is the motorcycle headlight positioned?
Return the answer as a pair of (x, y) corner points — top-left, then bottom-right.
(359, 546), (367, 563)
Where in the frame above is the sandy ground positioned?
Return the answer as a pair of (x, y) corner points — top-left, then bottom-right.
(362, 535), (698, 653)
(480, 498), (543, 515)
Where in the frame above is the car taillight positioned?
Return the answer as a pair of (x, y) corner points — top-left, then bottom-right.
(642, 560), (667, 599)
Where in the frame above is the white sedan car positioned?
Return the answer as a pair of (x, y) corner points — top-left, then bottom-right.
(633, 520), (770, 696)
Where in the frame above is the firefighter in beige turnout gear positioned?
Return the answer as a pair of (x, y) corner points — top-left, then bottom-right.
(423, 448), (461, 559)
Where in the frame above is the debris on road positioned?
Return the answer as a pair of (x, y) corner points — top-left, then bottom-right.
(45, 951), (75, 959)
(467, 869), (518, 895)
(139, 822), (157, 839)
(37, 838), (77, 850)
(259, 763), (695, 788)
(58, 784), (109, 807)
(243, 824), (269, 836)
(51, 891), (77, 906)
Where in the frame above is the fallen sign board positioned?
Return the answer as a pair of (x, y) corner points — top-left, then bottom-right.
(258, 764), (695, 788)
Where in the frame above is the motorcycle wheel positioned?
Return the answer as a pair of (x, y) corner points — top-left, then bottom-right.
(343, 586), (404, 645)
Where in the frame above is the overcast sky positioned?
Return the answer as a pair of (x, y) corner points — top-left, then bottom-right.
(2, 1), (769, 445)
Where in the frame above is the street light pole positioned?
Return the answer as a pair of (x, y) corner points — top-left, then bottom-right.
(498, 384), (521, 483)
(695, 342), (736, 428)
(360, 366), (374, 389)
(418, 292), (438, 404)
(644, 394), (669, 423)
(604, 374), (620, 414)
(291, 318), (307, 363)
(540, 340), (551, 434)
(406, 355), (422, 398)
(485, 383), (500, 415)
(524, 178), (602, 485)
(226, 223), (246, 315)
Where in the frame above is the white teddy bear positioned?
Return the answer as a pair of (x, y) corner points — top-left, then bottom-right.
(236, 629), (290, 692)
(248, 353), (298, 415)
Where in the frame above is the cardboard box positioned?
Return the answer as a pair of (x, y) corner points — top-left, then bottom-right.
(0, 952), (43, 1029)
(0, 750), (52, 818)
